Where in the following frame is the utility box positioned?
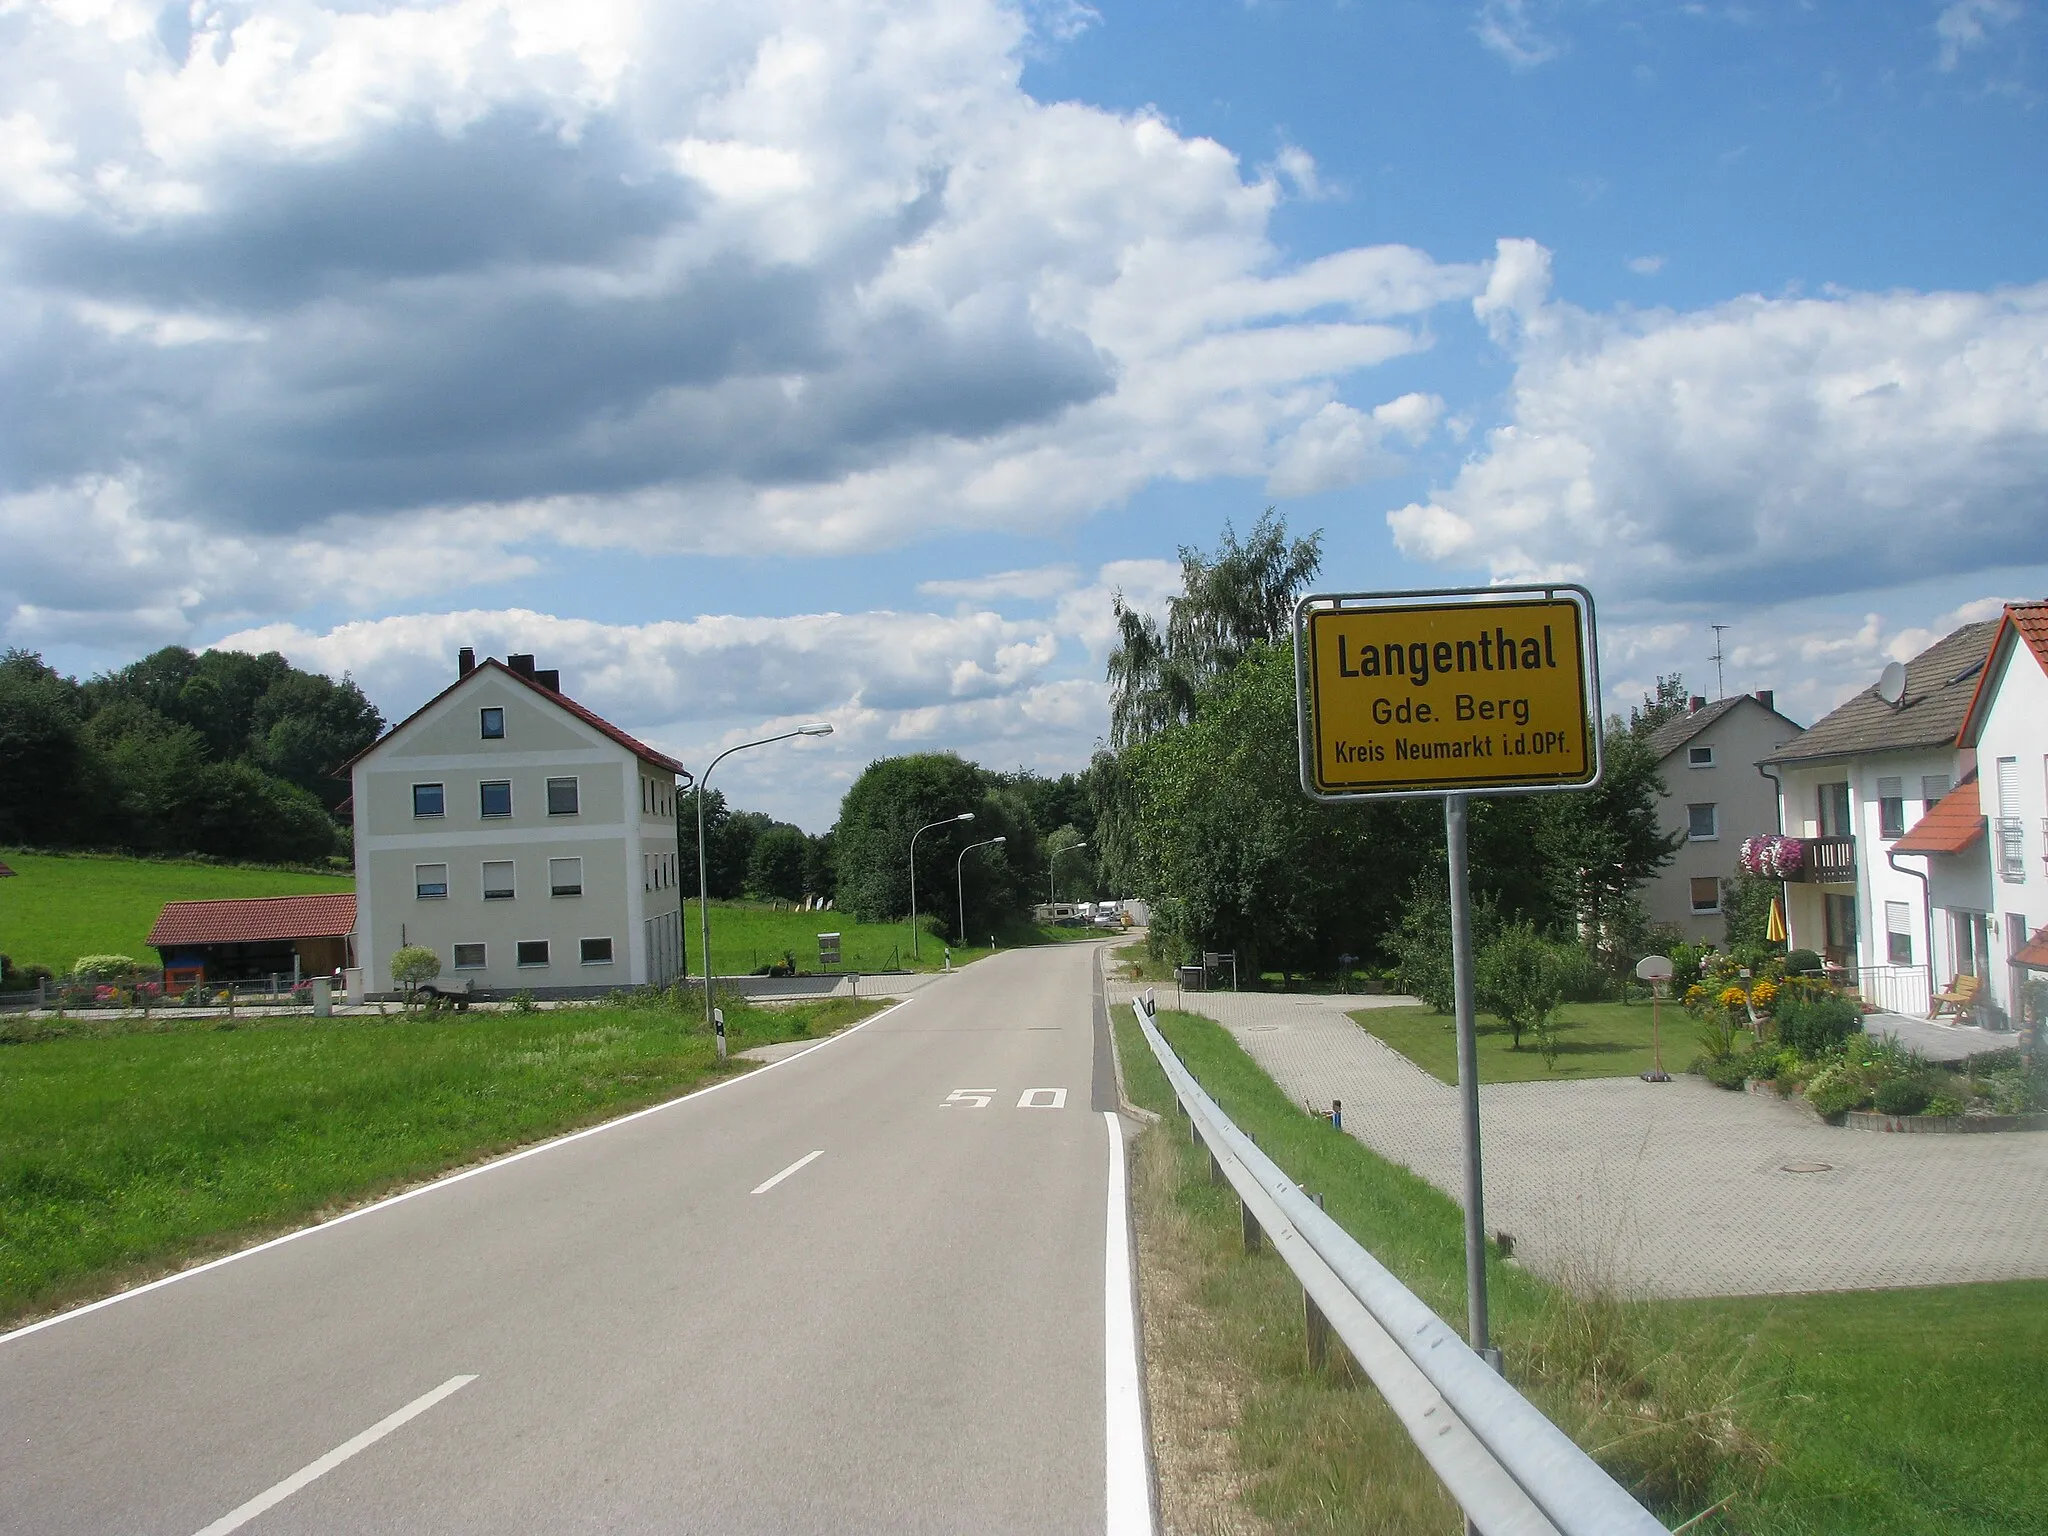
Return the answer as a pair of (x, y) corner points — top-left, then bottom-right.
(817, 933), (841, 967)
(311, 977), (332, 1017)
(1176, 964), (1207, 992)
(344, 967), (364, 1004)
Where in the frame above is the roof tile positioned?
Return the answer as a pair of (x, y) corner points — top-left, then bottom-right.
(1891, 770), (1983, 856)
(1766, 620), (1997, 764)
(148, 893), (357, 947)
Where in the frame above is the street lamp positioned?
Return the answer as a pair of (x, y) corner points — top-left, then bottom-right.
(958, 835), (1007, 946)
(694, 722), (833, 1058)
(909, 813), (974, 960)
(1048, 841), (1089, 904)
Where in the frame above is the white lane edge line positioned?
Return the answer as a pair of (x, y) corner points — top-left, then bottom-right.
(1102, 1111), (1155, 1535)
(750, 1149), (825, 1195)
(190, 1373), (477, 1536)
(2, 996), (915, 1347)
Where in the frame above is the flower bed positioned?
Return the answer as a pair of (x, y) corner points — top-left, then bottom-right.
(1841, 1109), (2048, 1135)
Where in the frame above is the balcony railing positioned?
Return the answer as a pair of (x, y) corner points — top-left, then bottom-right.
(1794, 834), (1857, 884)
(1997, 818), (2026, 883)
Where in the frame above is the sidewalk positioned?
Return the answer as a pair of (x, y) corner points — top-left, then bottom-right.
(1109, 983), (2048, 1299)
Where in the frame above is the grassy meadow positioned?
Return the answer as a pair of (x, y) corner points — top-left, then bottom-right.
(0, 993), (880, 1325)
(0, 849), (353, 976)
(1116, 1005), (2047, 1534)
(1352, 999), (1729, 1084)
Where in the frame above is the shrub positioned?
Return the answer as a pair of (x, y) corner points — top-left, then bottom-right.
(1784, 948), (1824, 976)
(1552, 943), (1611, 1003)
(1476, 922), (1569, 1061)
(1874, 1077), (1933, 1116)
(1696, 1054), (1750, 1090)
(1805, 1072), (1869, 1117)
(72, 954), (140, 981)
(1926, 1094), (1964, 1118)
(389, 944), (441, 1000)
(511, 989), (537, 1014)
(1980, 1067), (2041, 1116)
(1778, 994), (1863, 1057)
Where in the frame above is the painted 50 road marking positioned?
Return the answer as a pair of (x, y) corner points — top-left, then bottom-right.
(941, 1087), (1068, 1108)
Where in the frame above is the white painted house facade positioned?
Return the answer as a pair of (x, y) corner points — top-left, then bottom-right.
(348, 651), (690, 997)
(1763, 620), (1997, 1017)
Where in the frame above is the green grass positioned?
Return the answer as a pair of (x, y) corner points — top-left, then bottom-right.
(1116, 1005), (2048, 1534)
(0, 849), (352, 976)
(0, 993), (881, 1325)
(1353, 999), (1737, 1084)
(687, 898), (1097, 976)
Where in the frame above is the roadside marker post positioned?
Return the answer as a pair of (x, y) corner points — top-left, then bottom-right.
(1295, 585), (1602, 1369)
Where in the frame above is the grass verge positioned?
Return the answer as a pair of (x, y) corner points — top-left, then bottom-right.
(1352, 1000), (1739, 1084)
(0, 848), (353, 976)
(1118, 1005), (2048, 1533)
(0, 993), (881, 1327)
(687, 898), (1097, 976)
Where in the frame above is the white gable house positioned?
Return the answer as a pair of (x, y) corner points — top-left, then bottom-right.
(348, 650), (691, 998)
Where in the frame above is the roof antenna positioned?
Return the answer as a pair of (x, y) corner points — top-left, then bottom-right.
(1709, 625), (1731, 701)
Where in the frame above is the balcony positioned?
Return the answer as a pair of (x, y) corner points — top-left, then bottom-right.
(1792, 835), (1857, 884)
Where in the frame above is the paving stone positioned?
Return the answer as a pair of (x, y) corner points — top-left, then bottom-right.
(1112, 983), (2048, 1298)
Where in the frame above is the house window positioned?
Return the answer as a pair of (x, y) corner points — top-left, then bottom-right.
(546, 777), (580, 816)
(1689, 877), (1722, 914)
(482, 860), (515, 900)
(516, 940), (550, 967)
(549, 857), (583, 898)
(1687, 803), (1718, 841)
(415, 863), (449, 899)
(480, 780), (512, 818)
(1877, 777), (1906, 839)
(1884, 901), (1913, 966)
(1922, 774), (1952, 806)
(453, 943), (486, 970)
(1687, 745), (1714, 767)
(1818, 782), (1852, 838)
(480, 707), (505, 740)
(1824, 893), (1858, 952)
(580, 937), (615, 965)
(1997, 757), (2025, 882)
(413, 782), (445, 818)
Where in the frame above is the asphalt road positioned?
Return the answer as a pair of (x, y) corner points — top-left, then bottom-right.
(1, 941), (1147, 1534)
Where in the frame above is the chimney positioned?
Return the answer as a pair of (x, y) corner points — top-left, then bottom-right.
(507, 653), (536, 677)
(535, 669), (560, 692)
(1753, 689), (1774, 712)
(1689, 695), (1708, 714)
(457, 646), (475, 679)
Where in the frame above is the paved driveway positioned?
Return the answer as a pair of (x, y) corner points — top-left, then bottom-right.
(1112, 984), (2048, 1298)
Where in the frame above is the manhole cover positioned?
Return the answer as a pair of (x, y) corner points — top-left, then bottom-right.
(1780, 1160), (1834, 1174)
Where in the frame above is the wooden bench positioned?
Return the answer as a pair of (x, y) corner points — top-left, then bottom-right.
(1929, 973), (1981, 1020)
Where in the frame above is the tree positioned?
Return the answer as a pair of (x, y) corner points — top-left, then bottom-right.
(1386, 862), (1499, 1014)
(1107, 510), (1322, 748)
(747, 825), (810, 901)
(1628, 674), (1689, 741)
(1044, 823), (1096, 902)
(804, 830), (838, 901)
(831, 754), (1035, 935)
(0, 650), (92, 845)
(1477, 922), (1568, 1061)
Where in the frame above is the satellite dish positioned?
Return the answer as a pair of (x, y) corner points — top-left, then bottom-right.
(1875, 661), (1907, 708)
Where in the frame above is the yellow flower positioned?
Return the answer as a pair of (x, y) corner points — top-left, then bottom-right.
(1751, 979), (1778, 1009)
(1718, 985), (1748, 1010)
(1684, 984), (1709, 1008)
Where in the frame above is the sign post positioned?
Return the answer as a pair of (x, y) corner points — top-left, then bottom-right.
(1296, 585), (1601, 1367)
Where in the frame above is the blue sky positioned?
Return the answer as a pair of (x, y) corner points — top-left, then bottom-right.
(4, 0), (2045, 827)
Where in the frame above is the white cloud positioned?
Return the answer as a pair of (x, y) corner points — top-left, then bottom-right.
(1626, 254), (1665, 276)
(0, 0), (1488, 648)
(919, 565), (1080, 602)
(1475, 1), (1565, 68)
(1389, 248), (2048, 605)
(1266, 392), (1444, 497)
(1936, 0), (2023, 71)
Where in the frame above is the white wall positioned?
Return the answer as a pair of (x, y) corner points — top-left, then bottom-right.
(1970, 639), (2048, 1012)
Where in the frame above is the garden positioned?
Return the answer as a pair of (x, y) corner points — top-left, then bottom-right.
(1681, 947), (2046, 1125)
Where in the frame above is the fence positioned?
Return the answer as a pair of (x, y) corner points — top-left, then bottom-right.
(1131, 992), (1667, 1536)
(0, 969), (320, 1013)
(1846, 963), (1932, 1017)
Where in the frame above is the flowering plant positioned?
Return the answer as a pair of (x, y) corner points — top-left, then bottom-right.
(1750, 978), (1778, 1012)
(1739, 834), (1804, 878)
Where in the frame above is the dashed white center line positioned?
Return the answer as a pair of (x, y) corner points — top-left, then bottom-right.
(751, 1149), (826, 1195)
(191, 1373), (477, 1536)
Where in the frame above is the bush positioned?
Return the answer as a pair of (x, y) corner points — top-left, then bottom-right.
(1551, 943), (1611, 1003)
(71, 954), (140, 981)
(1874, 1077), (1933, 1116)
(1805, 1072), (1869, 1117)
(389, 944), (441, 999)
(1477, 922), (1569, 1061)
(1696, 1054), (1750, 1090)
(1783, 948), (1824, 976)
(0, 954), (52, 993)
(1925, 1094), (1964, 1118)
(1777, 994), (1862, 1057)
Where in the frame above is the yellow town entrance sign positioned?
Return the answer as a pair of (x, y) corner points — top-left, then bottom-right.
(1296, 589), (1600, 800)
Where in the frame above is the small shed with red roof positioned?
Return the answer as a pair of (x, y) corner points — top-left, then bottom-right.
(148, 893), (357, 991)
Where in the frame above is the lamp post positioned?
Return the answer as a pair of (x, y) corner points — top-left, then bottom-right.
(958, 836), (1007, 946)
(1048, 840), (1088, 904)
(694, 723), (833, 1058)
(909, 812), (974, 961)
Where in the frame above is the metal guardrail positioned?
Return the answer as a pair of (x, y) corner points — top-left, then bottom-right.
(1132, 992), (1668, 1536)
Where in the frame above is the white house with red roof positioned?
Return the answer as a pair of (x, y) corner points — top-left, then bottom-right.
(345, 650), (692, 998)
